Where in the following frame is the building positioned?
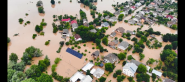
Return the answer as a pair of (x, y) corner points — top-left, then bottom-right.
(62, 18), (71, 22)
(109, 16), (117, 22)
(166, 15), (174, 20)
(83, 19), (88, 23)
(108, 40), (118, 49)
(122, 62), (138, 77)
(130, 59), (145, 66)
(152, 69), (162, 78)
(71, 20), (77, 24)
(163, 78), (175, 82)
(62, 29), (69, 37)
(118, 41), (129, 51)
(91, 68), (105, 78)
(128, 19), (136, 25)
(84, 22), (89, 27)
(131, 6), (136, 11)
(115, 27), (125, 34)
(126, 30), (135, 35)
(110, 31), (116, 37)
(91, 51), (100, 59)
(90, 29), (97, 33)
(70, 71), (92, 82)
(135, 2), (142, 8)
(71, 23), (78, 31)
(101, 22), (109, 27)
(82, 62), (94, 72)
(103, 53), (119, 64)
(150, 35), (155, 38)
(167, 21), (174, 27)
(74, 34), (82, 41)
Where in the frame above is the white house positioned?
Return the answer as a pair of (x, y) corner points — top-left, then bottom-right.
(101, 22), (109, 27)
(70, 71), (85, 82)
(135, 2), (142, 8)
(152, 69), (162, 78)
(122, 62), (138, 77)
(92, 68), (105, 78)
(81, 75), (93, 82)
(62, 29), (70, 37)
(71, 23), (78, 31)
(133, 18), (139, 23)
(118, 41), (129, 51)
(74, 34), (82, 41)
(82, 62), (94, 72)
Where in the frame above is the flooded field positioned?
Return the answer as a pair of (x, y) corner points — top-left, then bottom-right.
(8, 0), (177, 81)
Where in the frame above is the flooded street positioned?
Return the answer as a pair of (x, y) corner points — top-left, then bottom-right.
(8, 0), (177, 81)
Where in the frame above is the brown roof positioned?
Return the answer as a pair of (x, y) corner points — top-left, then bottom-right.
(116, 27), (125, 34)
(108, 42), (116, 46)
(74, 34), (81, 39)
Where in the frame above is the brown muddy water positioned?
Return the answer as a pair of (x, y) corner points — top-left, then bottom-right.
(8, 0), (177, 81)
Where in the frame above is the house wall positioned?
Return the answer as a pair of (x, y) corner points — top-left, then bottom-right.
(122, 69), (134, 77)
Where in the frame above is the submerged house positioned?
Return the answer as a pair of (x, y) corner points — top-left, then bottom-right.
(152, 69), (162, 78)
(122, 62), (138, 77)
(69, 71), (92, 82)
(130, 59), (145, 66)
(91, 68), (105, 78)
(71, 23), (78, 31)
(118, 41), (129, 51)
(90, 29), (97, 33)
(128, 19), (136, 25)
(115, 27), (125, 35)
(82, 62), (94, 72)
(163, 78), (175, 82)
(108, 40), (118, 49)
(61, 18), (71, 22)
(101, 22), (109, 27)
(103, 53), (119, 64)
(109, 16), (117, 22)
(62, 29), (69, 37)
(126, 30), (135, 35)
(110, 31), (116, 37)
(74, 34), (82, 41)
(91, 51), (100, 59)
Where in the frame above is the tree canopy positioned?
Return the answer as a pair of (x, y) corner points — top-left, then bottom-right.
(105, 63), (114, 72)
(37, 73), (53, 82)
(137, 64), (147, 73)
(9, 53), (18, 63)
(117, 53), (126, 60)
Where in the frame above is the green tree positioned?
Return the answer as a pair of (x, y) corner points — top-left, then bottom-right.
(152, 73), (156, 82)
(37, 73), (53, 82)
(147, 28), (153, 34)
(86, 70), (91, 75)
(14, 61), (26, 71)
(115, 37), (118, 40)
(171, 24), (177, 30)
(11, 71), (26, 82)
(146, 58), (156, 65)
(117, 75), (123, 82)
(38, 6), (44, 13)
(102, 37), (108, 46)
(137, 64), (147, 73)
(8, 69), (16, 82)
(115, 70), (122, 75)
(9, 53), (18, 63)
(54, 58), (62, 64)
(146, 1), (150, 6)
(105, 63), (113, 72)
(8, 37), (11, 43)
(118, 53), (126, 60)
(172, 41), (177, 50)
(113, 73), (117, 78)
(127, 77), (133, 82)
(119, 38), (123, 42)
(128, 9), (132, 14)
(118, 14), (124, 21)
(141, 36), (147, 42)
(162, 35), (169, 42)
(127, 55), (134, 60)
(51, 0), (55, 5)
(21, 78), (36, 82)
(139, 53), (145, 61)
(160, 49), (177, 61)
(164, 54), (175, 67)
(122, 61), (127, 66)
(99, 77), (106, 82)
(164, 44), (172, 50)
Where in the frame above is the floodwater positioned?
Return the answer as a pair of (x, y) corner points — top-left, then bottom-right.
(8, 0), (177, 82)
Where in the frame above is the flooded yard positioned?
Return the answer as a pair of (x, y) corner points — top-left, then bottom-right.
(8, 0), (177, 82)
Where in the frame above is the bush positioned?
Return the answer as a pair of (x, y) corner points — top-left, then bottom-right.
(78, 46), (81, 49)
(45, 40), (50, 45)
(124, 20), (128, 23)
(38, 6), (45, 13)
(19, 18), (24, 24)
(127, 37), (131, 40)
(127, 55), (134, 60)
(51, 0), (55, 5)
(139, 53), (145, 61)
(40, 32), (44, 35)
(53, 15), (56, 18)
(65, 42), (69, 45)
(54, 58), (62, 64)
(116, 70), (122, 75)
(59, 41), (64, 46)
(52, 64), (57, 72)
(71, 46), (74, 49)
(26, 21), (30, 24)
(117, 53), (126, 60)
(40, 22), (47, 26)
(35, 25), (43, 33)
(127, 77), (134, 82)
(83, 44), (86, 47)
(53, 27), (58, 33)
(32, 34), (37, 39)
(122, 61), (127, 66)
(172, 41), (177, 50)
(56, 46), (62, 53)
(8, 37), (10, 43)
(92, 47), (95, 49)
(9, 53), (18, 63)
(74, 44), (78, 47)
(113, 73), (117, 78)
(85, 49), (87, 52)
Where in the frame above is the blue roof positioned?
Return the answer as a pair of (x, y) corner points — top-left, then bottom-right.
(99, 63), (104, 67)
(66, 48), (83, 59)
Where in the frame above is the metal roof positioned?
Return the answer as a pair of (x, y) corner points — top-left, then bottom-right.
(82, 62), (94, 72)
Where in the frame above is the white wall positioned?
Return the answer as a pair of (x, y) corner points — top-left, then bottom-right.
(123, 69), (134, 77)
(75, 38), (82, 41)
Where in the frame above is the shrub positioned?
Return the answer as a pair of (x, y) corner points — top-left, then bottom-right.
(122, 61), (127, 66)
(40, 32), (44, 35)
(32, 34), (37, 39)
(19, 18), (24, 24)
(26, 21), (30, 24)
(38, 6), (45, 13)
(149, 68), (153, 73)
(8, 37), (11, 43)
(127, 37), (131, 40)
(85, 49), (87, 52)
(83, 44), (86, 47)
(56, 46), (62, 53)
(127, 77), (133, 82)
(113, 73), (117, 78)
(92, 47), (95, 49)
(53, 27), (58, 33)
(54, 58), (62, 64)
(35, 25), (43, 33)
(127, 55), (134, 60)
(65, 42), (69, 45)
(45, 40), (50, 45)
(59, 41), (64, 46)
(162, 71), (167, 77)
(53, 15), (56, 18)
(74, 44), (77, 47)
(115, 70), (122, 75)
(78, 46), (81, 49)
(71, 46), (74, 49)
(139, 53), (145, 61)
(25, 13), (29, 16)
(52, 64), (57, 72)
(40, 22), (47, 26)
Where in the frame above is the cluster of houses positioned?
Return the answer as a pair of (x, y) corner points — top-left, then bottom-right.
(127, 0), (177, 27)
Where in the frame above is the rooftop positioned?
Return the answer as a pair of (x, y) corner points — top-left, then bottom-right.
(152, 69), (162, 77)
(70, 71), (85, 82)
(130, 59), (145, 66)
(92, 68), (105, 78)
(74, 34), (81, 40)
(123, 62), (138, 74)
(82, 62), (94, 72)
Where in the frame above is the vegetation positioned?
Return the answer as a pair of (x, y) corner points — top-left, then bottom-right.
(105, 63), (114, 72)
(117, 53), (126, 60)
(19, 18), (24, 24)
(38, 6), (45, 13)
(124, 20), (128, 23)
(54, 58), (62, 64)
(127, 77), (134, 82)
(38, 73), (53, 82)
(9, 53), (18, 63)
(32, 34), (37, 39)
(172, 41), (178, 50)
(139, 53), (145, 61)
(51, 0), (55, 5)
(118, 14), (124, 21)
(137, 64), (147, 73)
(146, 58), (156, 65)
(127, 55), (135, 60)
(122, 61), (127, 66)
(152, 73), (157, 81)
(102, 36), (108, 46)
(117, 75), (126, 82)
(45, 40), (50, 45)
(8, 37), (11, 43)
(136, 73), (150, 82)
(35, 25), (43, 33)
(40, 32), (44, 35)
(56, 46), (62, 53)
(99, 77), (106, 82)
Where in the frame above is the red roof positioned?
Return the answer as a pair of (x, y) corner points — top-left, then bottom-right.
(71, 20), (77, 24)
(61, 18), (71, 21)
(74, 34), (81, 39)
(150, 2), (155, 5)
(131, 6), (135, 9)
(166, 15), (173, 19)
